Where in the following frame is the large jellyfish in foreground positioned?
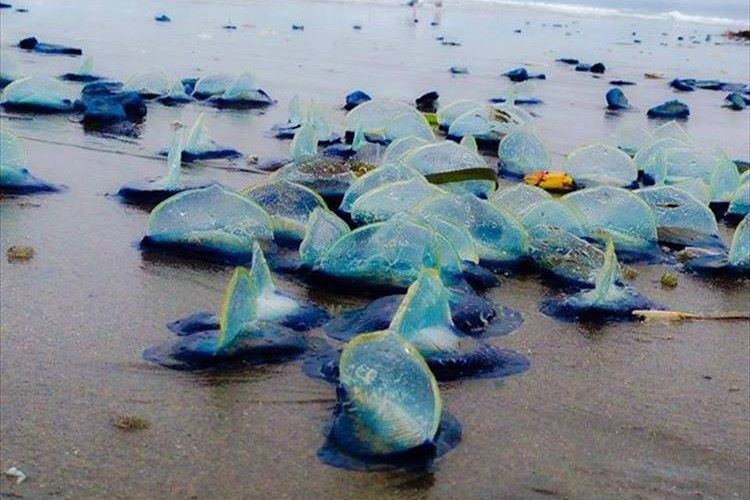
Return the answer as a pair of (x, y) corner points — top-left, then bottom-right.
(684, 215), (750, 276)
(144, 245), (328, 370)
(141, 185), (274, 263)
(540, 240), (656, 322)
(118, 127), (218, 204)
(317, 330), (461, 471)
(0, 130), (59, 194)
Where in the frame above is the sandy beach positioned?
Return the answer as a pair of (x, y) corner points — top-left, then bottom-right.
(1, 0), (749, 498)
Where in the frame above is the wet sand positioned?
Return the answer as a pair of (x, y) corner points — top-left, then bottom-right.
(1, 0), (749, 498)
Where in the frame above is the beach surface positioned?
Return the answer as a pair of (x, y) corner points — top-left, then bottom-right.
(1, 0), (749, 498)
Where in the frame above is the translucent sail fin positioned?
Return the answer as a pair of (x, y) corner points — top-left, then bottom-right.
(217, 267), (257, 351)
(123, 70), (170, 95)
(651, 121), (692, 143)
(288, 95), (303, 125)
(384, 112), (435, 142)
(460, 134), (478, 152)
(299, 208), (350, 267)
(333, 331), (441, 456)
(77, 56), (94, 76)
(0, 129), (28, 172)
(497, 128), (551, 176)
(0, 76), (77, 111)
(350, 177), (445, 224)
(351, 125), (365, 151)
(185, 113), (216, 153)
(163, 128), (185, 188)
(728, 216), (750, 267)
(249, 242), (276, 296)
(591, 239), (619, 304)
(166, 80), (190, 100)
(490, 183), (552, 217)
(563, 143), (637, 188)
(291, 124), (318, 161)
(382, 136), (430, 164)
(390, 268), (453, 334)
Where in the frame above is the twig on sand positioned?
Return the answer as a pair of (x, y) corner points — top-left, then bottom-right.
(633, 310), (750, 321)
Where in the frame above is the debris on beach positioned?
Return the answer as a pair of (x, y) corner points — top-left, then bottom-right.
(113, 415), (150, 430)
(6, 245), (35, 262)
(449, 66), (469, 75)
(660, 272), (678, 287)
(3, 466), (27, 484)
(503, 67), (545, 82)
(606, 88), (630, 110)
(154, 14), (171, 22)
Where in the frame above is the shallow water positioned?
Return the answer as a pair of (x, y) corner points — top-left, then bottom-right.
(1, 0), (749, 498)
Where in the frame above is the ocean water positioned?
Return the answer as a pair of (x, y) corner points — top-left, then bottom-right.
(355, 0), (750, 25)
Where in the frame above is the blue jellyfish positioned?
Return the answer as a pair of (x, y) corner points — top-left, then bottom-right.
(318, 331), (461, 470)
(160, 114), (242, 162)
(141, 185), (274, 263)
(207, 72), (273, 108)
(123, 70), (171, 98)
(562, 143), (638, 188)
(725, 173), (749, 225)
(118, 128), (219, 204)
(60, 56), (102, 82)
(0, 76), (77, 113)
(684, 215), (750, 276)
(144, 245), (327, 370)
(0, 130), (60, 194)
(497, 128), (551, 178)
(540, 240), (656, 322)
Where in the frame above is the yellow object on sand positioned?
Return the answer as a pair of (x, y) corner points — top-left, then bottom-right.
(523, 170), (574, 191)
(422, 112), (439, 128)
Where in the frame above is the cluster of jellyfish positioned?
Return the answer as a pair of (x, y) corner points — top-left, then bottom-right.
(3, 51), (749, 470)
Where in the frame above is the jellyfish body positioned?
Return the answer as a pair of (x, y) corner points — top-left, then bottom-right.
(0, 130), (59, 194)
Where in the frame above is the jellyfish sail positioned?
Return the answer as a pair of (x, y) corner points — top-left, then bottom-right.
(344, 99), (419, 140)
(490, 183), (552, 217)
(562, 143), (638, 188)
(61, 56), (102, 82)
(562, 186), (661, 262)
(209, 72), (273, 108)
(402, 141), (496, 198)
(0, 51), (23, 88)
(176, 113), (242, 161)
(191, 73), (234, 99)
(157, 80), (193, 106)
(241, 179), (327, 244)
(144, 246), (329, 370)
(436, 99), (483, 131)
(164, 243), (330, 340)
(383, 112), (434, 143)
(118, 128), (218, 204)
(497, 128), (551, 178)
(123, 70), (170, 98)
(636, 186), (724, 250)
(725, 174), (750, 224)
(520, 200), (587, 237)
(350, 177), (446, 224)
(387, 269), (529, 381)
(299, 208), (351, 268)
(612, 125), (650, 157)
(290, 124), (319, 161)
(319, 330), (461, 470)
(528, 225), (618, 287)
(0, 130), (59, 194)
(340, 162), (422, 213)
(684, 215), (750, 276)
(0, 76), (77, 113)
(540, 239), (655, 321)
(142, 185), (274, 262)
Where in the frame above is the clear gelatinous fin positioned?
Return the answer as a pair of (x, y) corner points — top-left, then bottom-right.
(250, 241), (276, 296)
(460, 134), (478, 152)
(299, 207), (350, 267)
(390, 268), (454, 335)
(217, 267), (257, 351)
(592, 239), (619, 304)
(78, 56), (94, 76)
(163, 128), (185, 188)
(291, 124), (318, 161)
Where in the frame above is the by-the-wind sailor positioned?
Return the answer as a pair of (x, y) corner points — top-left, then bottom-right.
(191, 73), (234, 99)
(562, 143), (638, 188)
(118, 128), (218, 204)
(165, 242), (329, 337)
(60, 56), (102, 82)
(141, 185), (274, 263)
(520, 200), (587, 237)
(528, 225), (619, 287)
(436, 99), (483, 131)
(636, 185), (724, 250)
(207, 72), (273, 108)
(0, 51), (23, 88)
(650, 121), (692, 144)
(0, 76), (77, 113)
(157, 80), (193, 106)
(541, 239), (655, 321)
(562, 186), (661, 262)
(725, 174), (749, 225)
(340, 162), (422, 213)
(490, 183), (552, 217)
(299, 207), (351, 268)
(144, 250), (324, 370)
(0, 130), (59, 194)
(241, 179), (326, 245)
(318, 330), (461, 470)
(344, 99), (421, 140)
(17, 36), (82, 55)
(383, 112), (434, 143)
(684, 215), (750, 276)
(172, 113), (242, 161)
(123, 70), (170, 98)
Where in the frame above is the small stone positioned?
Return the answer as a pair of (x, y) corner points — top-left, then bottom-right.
(660, 272), (678, 288)
(7, 245), (34, 262)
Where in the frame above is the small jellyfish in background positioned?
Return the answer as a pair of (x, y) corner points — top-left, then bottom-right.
(540, 239), (657, 322)
(144, 243), (329, 370)
(0, 130), (60, 194)
(317, 330), (462, 471)
(60, 56), (103, 82)
(118, 125), (220, 205)
(158, 113), (242, 162)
